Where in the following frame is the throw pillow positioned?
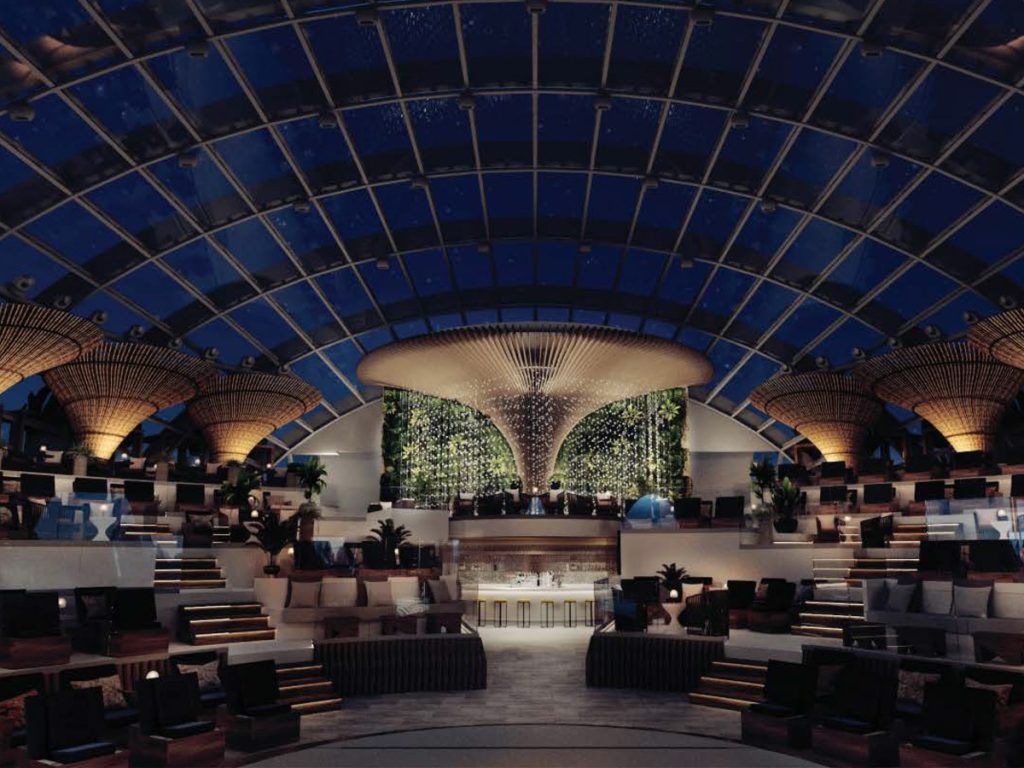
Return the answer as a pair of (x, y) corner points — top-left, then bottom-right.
(897, 670), (941, 704)
(921, 582), (953, 615)
(816, 515), (836, 532)
(755, 582), (769, 602)
(286, 579), (321, 608)
(991, 583), (1024, 619)
(965, 678), (1013, 707)
(681, 583), (704, 603)
(0, 690), (39, 729)
(427, 579), (450, 603)
(815, 664), (846, 698)
(365, 580), (394, 607)
(388, 576), (421, 604)
(80, 594), (108, 620)
(885, 582), (916, 613)
(321, 578), (358, 608)
(953, 583), (992, 618)
(440, 575), (459, 601)
(69, 674), (127, 709)
(176, 661), (221, 692)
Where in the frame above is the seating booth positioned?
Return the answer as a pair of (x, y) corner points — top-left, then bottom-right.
(130, 675), (223, 767)
(741, 660), (817, 748)
(899, 684), (998, 767)
(74, 589), (169, 658)
(0, 672), (45, 754)
(819, 461), (848, 486)
(812, 666), (898, 766)
(168, 652), (226, 710)
(857, 458), (889, 484)
(58, 665), (139, 738)
(711, 497), (744, 529)
(25, 688), (119, 766)
(747, 580), (796, 634)
(903, 455), (941, 481)
(726, 581), (756, 629)
(219, 660), (300, 751)
(950, 451), (988, 479)
(0, 590), (71, 669)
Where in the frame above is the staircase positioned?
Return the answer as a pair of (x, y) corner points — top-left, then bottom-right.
(276, 662), (343, 715)
(119, 521), (173, 542)
(154, 557), (226, 590)
(177, 603), (275, 645)
(792, 599), (865, 638)
(688, 658), (766, 711)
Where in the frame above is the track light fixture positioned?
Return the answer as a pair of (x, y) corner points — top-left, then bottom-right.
(1000, 295), (1018, 310)
(728, 110), (750, 129)
(317, 112), (337, 129)
(376, 255), (391, 270)
(641, 175), (660, 190)
(53, 295), (72, 310)
(168, 337), (183, 349)
(178, 151), (199, 169)
(924, 324), (942, 340)
(578, 241), (592, 255)
(860, 39), (885, 58)
(292, 199), (311, 214)
(241, 355), (256, 369)
(186, 39), (209, 59)
(691, 6), (715, 26)
(203, 346), (220, 361)
(355, 7), (379, 26)
(90, 310), (108, 325)
(852, 347), (866, 361)
(11, 275), (34, 293)
(128, 324), (145, 339)
(477, 241), (492, 255)
(9, 101), (34, 122)
(814, 355), (830, 370)
(759, 198), (777, 214)
(277, 363), (291, 374)
(887, 336), (902, 349)
(963, 310), (980, 325)
(526, 0), (547, 13)
(678, 256), (694, 269)
(593, 92), (613, 111)
(870, 152), (890, 169)
(457, 90), (475, 111)
(409, 175), (429, 191)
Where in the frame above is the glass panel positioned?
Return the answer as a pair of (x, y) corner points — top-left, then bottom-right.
(596, 98), (661, 173)
(474, 95), (532, 167)
(404, 249), (452, 296)
(277, 116), (359, 194)
(304, 16), (392, 104)
(86, 172), (192, 251)
(111, 263), (193, 320)
(269, 206), (345, 273)
(0, 1), (120, 81)
(215, 218), (299, 288)
(463, 2), (531, 86)
(320, 188), (389, 257)
(383, 5), (461, 92)
(230, 297), (305, 355)
(728, 282), (798, 346)
(817, 239), (906, 309)
(317, 267), (380, 332)
(225, 27), (323, 119)
(537, 242), (575, 288)
(607, 6), (687, 94)
(375, 182), (438, 252)
(539, 2), (608, 87)
(274, 281), (344, 346)
(616, 250), (666, 296)
(214, 129), (304, 208)
(149, 149), (249, 228)
(407, 99), (474, 173)
(678, 14), (767, 104)
(343, 103), (416, 181)
(162, 239), (253, 310)
(538, 95), (593, 169)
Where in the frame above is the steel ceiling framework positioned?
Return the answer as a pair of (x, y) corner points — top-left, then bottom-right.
(0, 0), (1018, 458)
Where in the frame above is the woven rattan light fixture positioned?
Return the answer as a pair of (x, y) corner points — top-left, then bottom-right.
(968, 308), (1024, 370)
(0, 304), (103, 395)
(187, 373), (321, 464)
(853, 342), (1024, 453)
(356, 325), (713, 490)
(749, 372), (882, 469)
(44, 343), (218, 459)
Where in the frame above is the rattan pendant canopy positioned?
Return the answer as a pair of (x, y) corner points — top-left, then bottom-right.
(853, 342), (1024, 454)
(187, 373), (321, 464)
(749, 372), (882, 469)
(44, 342), (219, 459)
(0, 304), (104, 396)
(968, 309), (1024, 371)
(356, 325), (713, 490)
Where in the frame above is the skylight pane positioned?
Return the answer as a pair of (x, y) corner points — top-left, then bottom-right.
(216, 218), (299, 289)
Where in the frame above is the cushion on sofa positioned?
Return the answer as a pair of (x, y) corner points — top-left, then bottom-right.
(991, 582), (1024, 619)
(964, 678), (1012, 707)
(897, 670), (941, 705)
(176, 661), (221, 693)
(441, 575), (459, 601)
(427, 579), (450, 603)
(50, 742), (116, 763)
(321, 578), (358, 608)
(388, 577), (421, 604)
(365, 580), (393, 607)
(0, 690), (38, 729)
(953, 583), (991, 618)
(921, 582), (953, 615)
(886, 582), (916, 613)
(286, 579), (321, 608)
(69, 674), (127, 709)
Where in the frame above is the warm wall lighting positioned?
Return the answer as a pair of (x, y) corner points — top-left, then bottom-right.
(145, 670), (160, 680)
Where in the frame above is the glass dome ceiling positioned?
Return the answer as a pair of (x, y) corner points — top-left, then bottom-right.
(0, 0), (1022, 455)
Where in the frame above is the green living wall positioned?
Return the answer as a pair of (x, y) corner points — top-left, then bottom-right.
(380, 387), (688, 505)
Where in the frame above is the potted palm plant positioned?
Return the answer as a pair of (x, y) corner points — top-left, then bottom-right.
(656, 562), (688, 601)
(771, 476), (802, 534)
(221, 467), (261, 520)
(296, 457), (327, 541)
(364, 518), (412, 568)
(245, 510), (298, 576)
(749, 457), (776, 506)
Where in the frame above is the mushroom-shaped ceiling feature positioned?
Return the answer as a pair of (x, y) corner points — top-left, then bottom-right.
(187, 373), (321, 464)
(44, 343), (219, 459)
(749, 372), (882, 469)
(968, 309), (1024, 371)
(356, 325), (713, 491)
(853, 342), (1024, 454)
(0, 304), (104, 396)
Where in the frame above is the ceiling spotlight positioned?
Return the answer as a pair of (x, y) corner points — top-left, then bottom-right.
(457, 90), (475, 111)
(728, 110), (750, 129)
(593, 92), (613, 112)
(526, 0), (547, 13)
(852, 347), (866, 361)
(691, 6), (715, 26)
(924, 324), (942, 339)
(53, 295), (72, 310)
(177, 150), (199, 169)
(355, 7), (379, 26)
(759, 198), (777, 214)
(577, 241), (592, 255)
(90, 310), (108, 325)
(814, 355), (830, 370)
(10, 274), (34, 293)
(292, 199), (311, 214)
(186, 39), (209, 59)
(128, 324), (145, 339)
(317, 112), (336, 129)
(476, 241), (492, 255)
(860, 39), (885, 58)
(1000, 295), (1018, 310)
(870, 152), (890, 169)
(168, 337), (183, 349)
(409, 175), (429, 191)
(963, 310), (980, 325)
(678, 256), (694, 269)
(780, 364), (792, 374)
(887, 336), (902, 349)
(241, 355), (256, 369)
(641, 175), (660, 190)
(376, 255), (390, 270)
(277, 363), (291, 374)
(8, 101), (35, 123)
(203, 346), (220, 361)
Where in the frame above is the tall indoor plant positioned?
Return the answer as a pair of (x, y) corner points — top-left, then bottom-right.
(295, 457), (327, 541)
(245, 510), (298, 576)
(364, 518), (412, 568)
(221, 467), (261, 519)
(770, 476), (802, 534)
(656, 562), (688, 601)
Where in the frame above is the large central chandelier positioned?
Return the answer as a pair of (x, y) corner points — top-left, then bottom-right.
(356, 325), (713, 490)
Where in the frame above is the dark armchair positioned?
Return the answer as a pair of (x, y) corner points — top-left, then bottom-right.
(899, 684), (998, 767)
(25, 688), (117, 765)
(0, 590), (71, 668)
(812, 667), (898, 766)
(131, 674), (223, 767)
(58, 664), (138, 735)
(220, 660), (300, 751)
(747, 580), (796, 634)
(742, 660), (818, 748)
(726, 580), (757, 629)
(74, 588), (169, 657)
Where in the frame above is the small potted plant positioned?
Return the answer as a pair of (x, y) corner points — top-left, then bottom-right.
(295, 457), (327, 541)
(749, 457), (776, 506)
(771, 476), (802, 534)
(67, 443), (93, 477)
(245, 509), (298, 576)
(657, 562), (688, 601)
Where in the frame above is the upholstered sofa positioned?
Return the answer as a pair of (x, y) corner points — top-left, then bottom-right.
(863, 578), (1024, 638)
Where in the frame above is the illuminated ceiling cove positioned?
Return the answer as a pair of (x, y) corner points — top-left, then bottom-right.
(0, 1), (1021, 456)
(357, 325), (712, 489)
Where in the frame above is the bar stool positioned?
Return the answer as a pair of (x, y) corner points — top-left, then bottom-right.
(476, 600), (486, 627)
(516, 599), (531, 628)
(540, 600), (555, 628)
(583, 599), (595, 627)
(492, 599), (508, 628)
(563, 599), (577, 627)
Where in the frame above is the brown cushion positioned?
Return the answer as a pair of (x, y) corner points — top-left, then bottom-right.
(965, 678), (1013, 707)
(69, 674), (127, 709)
(897, 670), (941, 705)
(176, 660), (221, 692)
(286, 579), (321, 608)
(0, 690), (39, 729)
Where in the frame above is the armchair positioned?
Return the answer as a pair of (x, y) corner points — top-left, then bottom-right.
(747, 580), (796, 634)
(899, 684), (998, 767)
(0, 590), (71, 669)
(220, 660), (300, 751)
(131, 674), (223, 767)
(812, 667), (898, 766)
(726, 580), (757, 629)
(74, 588), (169, 658)
(742, 660), (817, 748)
(25, 688), (117, 766)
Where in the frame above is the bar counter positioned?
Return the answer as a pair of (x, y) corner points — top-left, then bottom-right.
(472, 583), (596, 625)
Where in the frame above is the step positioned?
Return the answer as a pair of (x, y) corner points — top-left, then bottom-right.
(186, 616), (270, 631)
(709, 659), (767, 683)
(289, 697), (343, 715)
(797, 612), (865, 628)
(155, 579), (227, 590)
(191, 629), (276, 646)
(153, 569), (224, 579)
(695, 677), (764, 701)
(155, 559), (219, 570)
(687, 691), (757, 712)
(279, 680), (333, 698)
(276, 663), (324, 680)
(803, 600), (864, 615)
(791, 624), (844, 637)
(179, 603), (265, 618)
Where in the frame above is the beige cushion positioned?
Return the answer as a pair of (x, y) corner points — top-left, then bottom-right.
(70, 674), (127, 709)
(965, 677), (1013, 707)
(440, 575), (460, 601)
(427, 579), (449, 603)
(177, 660), (221, 692)
(389, 576), (421, 604)
(885, 582), (916, 613)
(287, 579), (321, 608)
(365, 580), (394, 607)
(321, 578), (358, 608)
(897, 670), (940, 704)
(681, 583), (704, 602)
(921, 581), (952, 615)
(816, 515), (836, 532)
(953, 583), (991, 618)
(991, 582), (1024, 619)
